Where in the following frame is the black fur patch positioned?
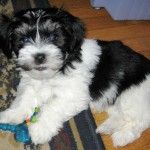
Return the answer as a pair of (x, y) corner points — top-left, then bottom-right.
(89, 40), (150, 103)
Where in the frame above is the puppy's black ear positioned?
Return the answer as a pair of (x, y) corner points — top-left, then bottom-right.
(0, 14), (14, 58)
(68, 17), (85, 53)
(64, 16), (85, 53)
(56, 9), (85, 53)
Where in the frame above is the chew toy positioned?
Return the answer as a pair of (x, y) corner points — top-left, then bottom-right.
(0, 107), (40, 143)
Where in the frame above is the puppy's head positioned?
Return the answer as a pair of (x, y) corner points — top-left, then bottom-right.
(0, 8), (85, 78)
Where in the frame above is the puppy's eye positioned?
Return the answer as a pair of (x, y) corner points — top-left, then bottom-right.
(48, 34), (57, 41)
(22, 37), (29, 43)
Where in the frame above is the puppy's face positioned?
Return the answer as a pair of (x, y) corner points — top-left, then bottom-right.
(0, 8), (85, 79)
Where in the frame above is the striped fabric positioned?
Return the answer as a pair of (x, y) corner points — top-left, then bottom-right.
(0, 0), (50, 13)
(49, 110), (105, 150)
(0, 1), (105, 149)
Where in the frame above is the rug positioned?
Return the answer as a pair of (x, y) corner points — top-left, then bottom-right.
(0, 0), (50, 14)
(0, 1), (105, 149)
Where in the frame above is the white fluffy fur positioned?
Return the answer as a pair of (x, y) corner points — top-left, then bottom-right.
(0, 39), (101, 144)
(95, 75), (150, 147)
(0, 38), (150, 146)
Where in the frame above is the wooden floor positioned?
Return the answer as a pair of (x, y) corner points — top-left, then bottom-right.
(49, 0), (150, 149)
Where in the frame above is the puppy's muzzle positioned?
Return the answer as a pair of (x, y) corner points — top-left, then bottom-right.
(34, 53), (46, 65)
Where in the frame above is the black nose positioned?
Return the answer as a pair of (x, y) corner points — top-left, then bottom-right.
(35, 53), (46, 64)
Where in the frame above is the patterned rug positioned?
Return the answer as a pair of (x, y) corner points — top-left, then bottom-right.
(0, 1), (105, 150)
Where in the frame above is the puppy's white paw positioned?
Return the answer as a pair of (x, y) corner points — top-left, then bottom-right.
(0, 109), (33, 124)
(96, 117), (122, 135)
(96, 124), (113, 135)
(0, 110), (23, 124)
(29, 122), (52, 145)
(112, 127), (141, 147)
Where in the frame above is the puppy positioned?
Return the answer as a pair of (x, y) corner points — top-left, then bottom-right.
(0, 8), (150, 147)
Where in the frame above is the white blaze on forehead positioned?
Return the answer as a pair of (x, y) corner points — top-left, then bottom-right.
(34, 10), (46, 44)
(35, 16), (41, 44)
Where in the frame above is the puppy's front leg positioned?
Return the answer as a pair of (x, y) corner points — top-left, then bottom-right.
(0, 80), (37, 124)
(29, 96), (88, 144)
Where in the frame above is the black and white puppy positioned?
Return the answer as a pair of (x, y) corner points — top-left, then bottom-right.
(0, 8), (150, 147)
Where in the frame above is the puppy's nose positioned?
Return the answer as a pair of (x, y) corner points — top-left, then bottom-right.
(35, 53), (46, 64)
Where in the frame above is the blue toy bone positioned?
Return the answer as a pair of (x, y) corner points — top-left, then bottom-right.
(0, 107), (40, 143)
(0, 123), (31, 143)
